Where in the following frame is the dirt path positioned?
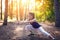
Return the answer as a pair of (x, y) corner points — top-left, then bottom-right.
(0, 22), (60, 40)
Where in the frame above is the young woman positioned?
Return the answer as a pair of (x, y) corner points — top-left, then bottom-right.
(22, 12), (55, 40)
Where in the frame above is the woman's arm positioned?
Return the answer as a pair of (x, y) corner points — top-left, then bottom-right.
(29, 19), (36, 23)
(20, 19), (30, 23)
(20, 19), (36, 23)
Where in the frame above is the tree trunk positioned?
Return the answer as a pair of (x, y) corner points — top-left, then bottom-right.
(3, 0), (8, 25)
(1, 0), (2, 20)
(54, 0), (60, 27)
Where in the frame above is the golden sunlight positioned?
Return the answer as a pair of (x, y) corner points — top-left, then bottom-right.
(1, 0), (44, 21)
(22, 0), (27, 4)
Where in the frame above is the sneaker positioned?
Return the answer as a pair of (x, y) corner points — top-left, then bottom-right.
(28, 34), (34, 36)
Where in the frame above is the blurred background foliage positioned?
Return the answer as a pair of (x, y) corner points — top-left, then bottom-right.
(1, 0), (60, 23)
(34, 0), (55, 22)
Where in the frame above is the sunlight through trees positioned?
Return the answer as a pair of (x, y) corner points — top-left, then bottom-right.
(0, 0), (60, 26)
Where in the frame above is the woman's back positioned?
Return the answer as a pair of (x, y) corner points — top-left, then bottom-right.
(30, 22), (41, 28)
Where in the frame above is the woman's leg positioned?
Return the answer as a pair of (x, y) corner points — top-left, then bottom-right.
(25, 25), (35, 35)
(25, 24), (34, 31)
(38, 27), (50, 36)
(25, 24), (39, 35)
(38, 27), (55, 39)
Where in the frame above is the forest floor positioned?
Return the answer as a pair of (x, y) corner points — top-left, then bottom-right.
(0, 21), (60, 40)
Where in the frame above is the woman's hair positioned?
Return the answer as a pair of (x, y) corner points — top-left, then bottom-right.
(29, 12), (35, 19)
